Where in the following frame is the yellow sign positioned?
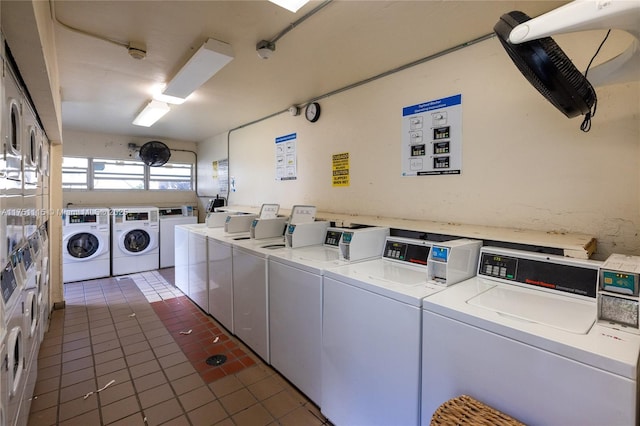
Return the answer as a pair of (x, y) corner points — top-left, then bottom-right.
(332, 152), (350, 187)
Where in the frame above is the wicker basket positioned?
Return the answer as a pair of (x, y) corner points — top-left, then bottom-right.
(430, 395), (526, 426)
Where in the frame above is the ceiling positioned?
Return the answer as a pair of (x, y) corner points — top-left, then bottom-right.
(49, 0), (567, 143)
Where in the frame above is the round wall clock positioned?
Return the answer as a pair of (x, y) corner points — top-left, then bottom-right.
(305, 102), (321, 123)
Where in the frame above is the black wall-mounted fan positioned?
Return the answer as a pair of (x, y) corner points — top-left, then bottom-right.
(138, 141), (171, 167)
(494, 11), (596, 119)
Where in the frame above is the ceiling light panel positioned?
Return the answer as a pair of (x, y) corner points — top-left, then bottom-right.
(162, 38), (234, 100)
(269, 0), (310, 13)
(133, 100), (170, 127)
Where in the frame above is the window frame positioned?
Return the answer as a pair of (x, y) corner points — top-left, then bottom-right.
(62, 156), (195, 191)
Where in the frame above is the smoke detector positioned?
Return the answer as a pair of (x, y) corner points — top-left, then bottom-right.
(256, 40), (276, 59)
(128, 41), (147, 60)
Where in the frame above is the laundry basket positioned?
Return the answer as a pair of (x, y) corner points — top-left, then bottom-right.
(430, 395), (525, 426)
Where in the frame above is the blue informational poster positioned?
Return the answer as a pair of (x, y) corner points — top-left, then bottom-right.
(275, 133), (297, 181)
(401, 94), (462, 176)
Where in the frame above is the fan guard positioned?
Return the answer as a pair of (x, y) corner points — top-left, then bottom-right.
(138, 141), (171, 167)
(494, 11), (596, 119)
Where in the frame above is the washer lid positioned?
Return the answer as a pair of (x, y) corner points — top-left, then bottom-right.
(467, 285), (595, 334)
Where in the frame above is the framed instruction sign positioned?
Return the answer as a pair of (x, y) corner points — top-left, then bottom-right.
(401, 94), (462, 176)
(275, 133), (297, 181)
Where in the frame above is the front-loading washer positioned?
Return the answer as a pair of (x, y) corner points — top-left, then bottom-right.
(2, 259), (25, 426)
(63, 208), (110, 282)
(421, 246), (639, 425)
(4, 67), (25, 258)
(38, 224), (50, 342)
(0, 272), (6, 426)
(321, 235), (453, 426)
(111, 206), (159, 276)
(19, 241), (39, 370)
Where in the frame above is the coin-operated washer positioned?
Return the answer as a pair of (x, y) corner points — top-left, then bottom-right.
(230, 205), (315, 363)
(62, 208), (111, 282)
(111, 206), (159, 276)
(321, 235), (479, 426)
(204, 205), (277, 330)
(421, 247), (640, 425)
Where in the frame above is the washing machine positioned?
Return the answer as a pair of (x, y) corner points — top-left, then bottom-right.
(267, 225), (353, 405)
(231, 233), (287, 363)
(3, 258), (25, 426)
(22, 105), (39, 240)
(187, 224), (209, 312)
(420, 246), (640, 425)
(4, 67), (24, 257)
(19, 246), (39, 426)
(159, 206), (197, 268)
(321, 235), (469, 426)
(111, 207), (159, 276)
(173, 223), (203, 296)
(20, 240), (39, 366)
(63, 208), (110, 282)
(203, 210), (269, 331)
(0, 270), (6, 426)
(205, 227), (235, 331)
(37, 224), (50, 342)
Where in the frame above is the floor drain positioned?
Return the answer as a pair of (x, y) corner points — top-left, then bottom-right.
(206, 354), (227, 366)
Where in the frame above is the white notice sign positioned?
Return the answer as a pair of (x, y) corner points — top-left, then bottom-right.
(401, 94), (462, 176)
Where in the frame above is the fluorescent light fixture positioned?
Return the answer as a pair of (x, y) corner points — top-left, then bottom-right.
(162, 38), (234, 99)
(153, 92), (187, 105)
(132, 100), (170, 127)
(269, 0), (310, 13)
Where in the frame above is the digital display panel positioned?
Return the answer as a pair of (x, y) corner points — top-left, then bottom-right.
(126, 212), (149, 221)
(287, 224), (296, 234)
(69, 214), (97, 224)
(341, 232), (353, 244)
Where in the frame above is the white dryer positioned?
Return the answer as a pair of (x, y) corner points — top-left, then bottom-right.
(421, 247), (640, 425)
(111, 206), (159, 276)
(63, 208), (110, 282)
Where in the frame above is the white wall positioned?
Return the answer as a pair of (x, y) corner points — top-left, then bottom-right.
(62, 129), (199, 209)
(197, 31), (639, 260)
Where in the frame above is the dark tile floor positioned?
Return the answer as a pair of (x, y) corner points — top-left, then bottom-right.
(28, 269), (329, 426)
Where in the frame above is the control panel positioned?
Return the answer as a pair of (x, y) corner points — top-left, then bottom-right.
(598, 254), (640, 334)
(382, 238), (430, 265)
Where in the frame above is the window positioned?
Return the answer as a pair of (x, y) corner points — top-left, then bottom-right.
(149, 162), (193, 190)
(62, 157), (89, 189)
(62, 156), (194, 191)
(93, 159), (145, 189)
